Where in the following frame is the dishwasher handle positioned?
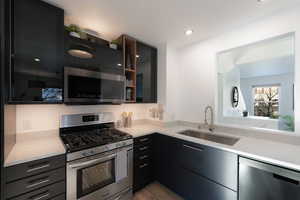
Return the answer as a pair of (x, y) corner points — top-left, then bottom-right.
(240, 157), (300, 183)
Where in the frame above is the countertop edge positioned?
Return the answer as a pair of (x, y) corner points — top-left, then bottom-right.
(4, 151), (66, 167)
(125, 129), (300, 172)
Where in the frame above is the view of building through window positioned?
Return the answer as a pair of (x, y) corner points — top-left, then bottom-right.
(253, 86), (279, 118)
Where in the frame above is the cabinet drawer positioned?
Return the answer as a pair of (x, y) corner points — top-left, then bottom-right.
(134, 144), (152, 155)
(6, 155), (66, 182)
(6, 167), (65, 199)
(134, 152), (152, 166)
(134, 135), (152, 146)
(178, 167), (237, 200)
(179, 140), (238, 191)
(134, 161), (153, 191)
(50, 194), (65, 200)
(9, 181), (65, 200)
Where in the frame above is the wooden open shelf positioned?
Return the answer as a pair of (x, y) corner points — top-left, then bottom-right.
(125, 68), (135, 72)
(116, 35), (137, 102)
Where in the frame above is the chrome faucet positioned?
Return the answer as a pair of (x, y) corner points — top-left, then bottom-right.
(204, 106), (214, 132)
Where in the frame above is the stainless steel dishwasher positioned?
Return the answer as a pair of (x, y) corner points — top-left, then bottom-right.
(239, 157), (300, 200)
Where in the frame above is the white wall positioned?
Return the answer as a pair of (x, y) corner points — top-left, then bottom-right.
(177, 6), (300, 132)
(16, 104), (157, 133)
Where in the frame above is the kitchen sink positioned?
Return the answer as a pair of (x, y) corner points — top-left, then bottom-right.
(178, 130), (239, 146)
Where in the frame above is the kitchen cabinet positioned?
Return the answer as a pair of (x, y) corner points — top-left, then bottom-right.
(133, 134), (155, 192)
(116, 35), (157, 103)
(5, 154), (66, 200)
(154, 134), (238, 200)
(8, 0), (64, 103)
(64, 32), (123, 75)
(136, 42), (157, 103)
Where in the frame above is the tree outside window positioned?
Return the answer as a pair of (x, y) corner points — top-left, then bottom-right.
(253, 86), (279, 119)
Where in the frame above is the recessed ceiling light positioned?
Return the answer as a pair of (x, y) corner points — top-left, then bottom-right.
(185, 29), (193, 36)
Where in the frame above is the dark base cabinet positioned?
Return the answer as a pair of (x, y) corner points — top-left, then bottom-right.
(133, 134), (154, 192)
(179, 167), (237, 200)
(152, 134), (238, 200)
(5, 154), (66, 200)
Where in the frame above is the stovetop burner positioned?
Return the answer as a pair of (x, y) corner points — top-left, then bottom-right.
(61, 128), (132, 153)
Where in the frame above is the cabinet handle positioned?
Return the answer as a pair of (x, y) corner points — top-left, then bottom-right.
(139, 163), (149, 169)
(139, 146), (149, 151)
(139, 155), (149, 160)
(30, 192), (50, 200)
(273, 174), (299, 185)
(183, 144), (204, 152)
(27, 164), (50, 173)
(139, 138), (149, 142)
(26, 177), (50, 188)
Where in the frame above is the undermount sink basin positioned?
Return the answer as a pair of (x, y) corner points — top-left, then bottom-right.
(178, 130), (239, 146)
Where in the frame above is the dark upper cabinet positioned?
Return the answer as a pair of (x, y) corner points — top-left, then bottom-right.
(8, 0), (64, 103)
(64, 32), (123, 75)
(136, 42), (157, 103)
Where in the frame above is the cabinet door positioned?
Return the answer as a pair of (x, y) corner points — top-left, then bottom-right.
(178, 140), (238, 191)
(136, 42), (157, 103)
(64, 33), (123, 75)
(153, 134), (179, 191)
(10, 0), (64, 103)
(178, 167), (237, 200)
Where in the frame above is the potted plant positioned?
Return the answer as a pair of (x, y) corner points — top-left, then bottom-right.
(281, 115), (294, 131)
(66, 24), (81, 38)
(110, 39), (119, 50)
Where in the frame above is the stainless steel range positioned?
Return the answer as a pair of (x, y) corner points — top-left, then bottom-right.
(59, 113), (133, 200)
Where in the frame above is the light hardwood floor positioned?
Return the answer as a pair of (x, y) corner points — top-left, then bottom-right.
(133, 182), (184, 200)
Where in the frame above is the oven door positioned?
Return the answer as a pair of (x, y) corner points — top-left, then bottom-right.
(67, 148), (133, 200)
(64, 67), (125, 104)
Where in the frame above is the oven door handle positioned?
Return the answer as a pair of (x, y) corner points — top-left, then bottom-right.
(69, 154), (117, 169)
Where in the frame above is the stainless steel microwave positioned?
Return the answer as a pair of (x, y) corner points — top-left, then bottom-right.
(64, 67), (125, 104)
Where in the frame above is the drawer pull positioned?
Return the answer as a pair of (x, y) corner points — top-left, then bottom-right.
(30, 192), (50, 200)
(27, 164), (50, 173)
(26, 178), (50, 188)
(139, 155), (149, 160)
(183, 144), (204, 152)
(139, 138), (149, 142)
(139, 146), (149, 151)
(139, 163), (149, 169)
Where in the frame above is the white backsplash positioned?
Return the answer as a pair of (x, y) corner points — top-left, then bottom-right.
(16, 104), (157, 133)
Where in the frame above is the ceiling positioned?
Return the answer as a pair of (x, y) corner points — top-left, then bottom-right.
(45, 0), (299, 48)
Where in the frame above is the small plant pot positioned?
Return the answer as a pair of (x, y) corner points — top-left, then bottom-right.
(109, 43), (118, 50)
(70, 32), (81, 38)
(243, 111), (248, 117)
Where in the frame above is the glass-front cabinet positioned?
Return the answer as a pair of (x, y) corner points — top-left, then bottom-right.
(136, 42), (157, 103)
(8, 0), (64, 103)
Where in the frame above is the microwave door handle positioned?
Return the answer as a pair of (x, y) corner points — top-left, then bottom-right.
(69, 154), (117, 169)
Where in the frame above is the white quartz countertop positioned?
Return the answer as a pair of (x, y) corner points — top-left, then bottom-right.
(120, 124), (300, 172)
(4, 130), (66, 167)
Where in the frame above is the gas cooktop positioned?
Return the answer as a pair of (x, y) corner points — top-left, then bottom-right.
(61, 127), (132, 152)
(59, 113), (132, 153)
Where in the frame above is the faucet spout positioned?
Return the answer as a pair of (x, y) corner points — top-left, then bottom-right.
(204, 106), (214, 132)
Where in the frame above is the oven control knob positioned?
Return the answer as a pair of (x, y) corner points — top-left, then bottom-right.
(90, 150), (95, 154)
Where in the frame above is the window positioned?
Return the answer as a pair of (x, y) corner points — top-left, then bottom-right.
(253, 86), (279, 118)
